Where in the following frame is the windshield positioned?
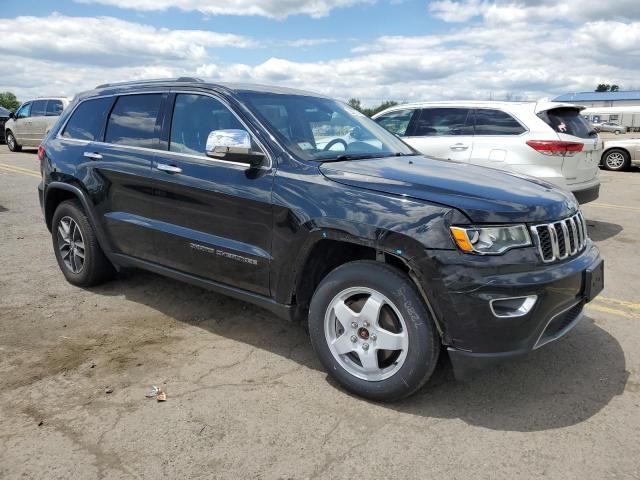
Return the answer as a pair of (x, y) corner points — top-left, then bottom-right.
(237, 92), (415, 161)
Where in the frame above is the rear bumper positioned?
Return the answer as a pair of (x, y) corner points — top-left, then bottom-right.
(570, 181), (600, 204)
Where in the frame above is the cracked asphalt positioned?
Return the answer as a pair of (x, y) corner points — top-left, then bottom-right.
(1, 144), (639, 479)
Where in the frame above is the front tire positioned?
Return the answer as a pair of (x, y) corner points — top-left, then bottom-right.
(6, 131), (21, 152)
(602, 148), (630, 171)
(308, 260), (440, 402)
(51, 200), (114, 287)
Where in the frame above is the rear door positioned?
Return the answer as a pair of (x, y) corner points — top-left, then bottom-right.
(469, 108), (528, 169)
(149, 91), (274, 295)
(539, 107), (601, 186)
(91, 92), (167, 262)
(403, 107), (474, 161)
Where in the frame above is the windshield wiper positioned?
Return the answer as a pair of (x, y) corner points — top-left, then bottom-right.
(318, 152), (407, 163)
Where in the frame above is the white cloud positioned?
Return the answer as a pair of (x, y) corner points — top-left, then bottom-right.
(430, 0), (640, 24)
(0, 14), (255, 67)
(1, 8), (639, 107)
(74, 0), (374, 19)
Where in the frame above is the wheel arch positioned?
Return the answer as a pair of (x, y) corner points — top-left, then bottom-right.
(285, 229), (445, 336)
(44, 182), (116, 266)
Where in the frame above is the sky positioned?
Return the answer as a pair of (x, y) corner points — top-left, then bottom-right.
(1, 0), (639, 106)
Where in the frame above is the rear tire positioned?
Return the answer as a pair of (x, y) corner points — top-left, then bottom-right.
(602, 148), (630, 171)
(6, 131), (21, 152)
(308, 260), (440, 402)
(51, 200), (114, 287)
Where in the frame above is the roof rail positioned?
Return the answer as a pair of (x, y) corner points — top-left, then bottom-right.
(95, 77), (204, 89)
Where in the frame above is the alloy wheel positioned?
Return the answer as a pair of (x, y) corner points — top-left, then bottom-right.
(324, 287), (409, 381)
(57, 216), (86, 274)
(605, 152), (626, 170)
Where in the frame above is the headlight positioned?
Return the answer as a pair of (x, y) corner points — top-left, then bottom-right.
(450, 225), (531, 255)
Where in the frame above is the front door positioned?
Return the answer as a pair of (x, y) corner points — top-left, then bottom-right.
(403, 107), (474, 162)
(12, 102), (32, 144)
(150, 92), (274, 296)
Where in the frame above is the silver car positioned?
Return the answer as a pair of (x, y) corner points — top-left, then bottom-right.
(601, 138), (640, 171)
(595, 122), (624, 134)
(4, 97), (69, 151)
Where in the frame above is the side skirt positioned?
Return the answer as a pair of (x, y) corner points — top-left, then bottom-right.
(111, 253), (302, 323)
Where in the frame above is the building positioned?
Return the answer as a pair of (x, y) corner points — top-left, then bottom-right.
(553, 91), (640, 108)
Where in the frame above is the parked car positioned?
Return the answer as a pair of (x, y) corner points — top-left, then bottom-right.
(38, 79), (604, 401)
(4, 97), (69, 151)
(0, 106), (10, 144)
(373, 101), (602, 204)
(595, 122), (624, 134)
(601, 138), (640, 171)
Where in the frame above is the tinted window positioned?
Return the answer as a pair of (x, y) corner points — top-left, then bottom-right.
(540, 108), (596, 139)
(170, 94), (245, 156)
(413, 108), (472, 136)
(474, 109), (526, 135)
(45, 100), (64, 116)
(105, 94), (162, 148)
(16, 103), (31, 119)
(31, 100), (47, 117)
(374, 109), (415, 136)
(62, 97), (113, 141)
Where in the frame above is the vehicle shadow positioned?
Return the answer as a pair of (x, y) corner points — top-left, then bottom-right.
(93, 269), (627, 433)
(585, 219), (623, 241)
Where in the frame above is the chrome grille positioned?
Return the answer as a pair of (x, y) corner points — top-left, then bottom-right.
(531, 212), (588, 263)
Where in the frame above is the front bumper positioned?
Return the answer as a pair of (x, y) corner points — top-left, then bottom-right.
(417, 243), (603, 379)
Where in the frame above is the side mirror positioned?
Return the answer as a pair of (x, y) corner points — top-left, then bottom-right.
(9, 112), (15, 119)
(206, 129), (265, 168)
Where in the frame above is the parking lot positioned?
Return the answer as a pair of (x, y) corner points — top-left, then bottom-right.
(0, 145), (639, 479)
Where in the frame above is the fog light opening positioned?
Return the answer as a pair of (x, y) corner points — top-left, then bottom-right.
(490, 295), (538, 318)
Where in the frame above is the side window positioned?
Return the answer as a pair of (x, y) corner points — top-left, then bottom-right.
(414, 108), (473, 136)
(169, 94), (246, 157)
(16, 103), (31, 119)
(105, 94), (163, 148)
(62, 97), (114, 141)
(31, 100), (47, 117)
(374, 109), (415, 136)
(474, 109), (526, 135)
(45, 100), (64, 117)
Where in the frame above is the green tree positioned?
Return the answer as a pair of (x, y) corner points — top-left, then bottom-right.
(610, 84), (620, 92)
(348, 98), (363, 112)
(347, 98), (399, 117)
(0, 92), (20, 111)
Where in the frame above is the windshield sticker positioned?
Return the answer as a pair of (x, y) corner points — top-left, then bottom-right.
(557, 121), (567, 133)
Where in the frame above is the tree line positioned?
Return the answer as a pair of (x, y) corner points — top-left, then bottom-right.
(347, 98), (399, 117)
(0, 92), (20, 111)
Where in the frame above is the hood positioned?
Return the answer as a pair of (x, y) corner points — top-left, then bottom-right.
(320, 155), (578, 223)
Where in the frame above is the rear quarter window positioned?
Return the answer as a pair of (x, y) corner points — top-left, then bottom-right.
(62, 97), (114, 141)
(540, 108), (596, 139)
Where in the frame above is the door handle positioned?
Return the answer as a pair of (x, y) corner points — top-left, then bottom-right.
(83, 152), (103, 160)
(449, 143), (469, 151)
(157, 163), (182, 174)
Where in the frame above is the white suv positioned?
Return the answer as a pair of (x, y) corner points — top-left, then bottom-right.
(373, 101), (601, 203)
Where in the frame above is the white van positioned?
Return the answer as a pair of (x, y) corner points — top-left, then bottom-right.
(373, 101), (601, 203)
(5, 97), (70, 152)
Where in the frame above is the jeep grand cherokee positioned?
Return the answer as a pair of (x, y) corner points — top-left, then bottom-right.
(38, 78), (604, 401)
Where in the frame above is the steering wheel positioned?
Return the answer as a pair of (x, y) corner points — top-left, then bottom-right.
(322, 138), (348, 151)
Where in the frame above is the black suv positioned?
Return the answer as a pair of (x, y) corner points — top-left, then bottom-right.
(39, 78), (604, 401)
